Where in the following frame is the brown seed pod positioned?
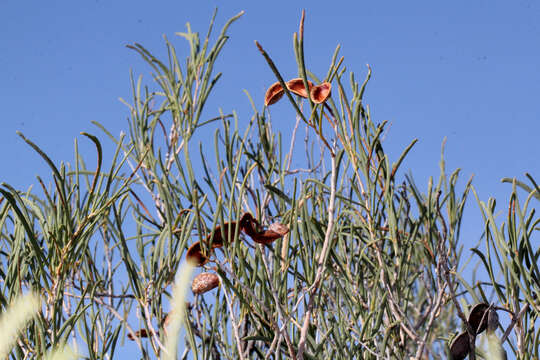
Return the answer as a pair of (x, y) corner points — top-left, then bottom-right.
(449, 332), (470, 360)
(250, 222), (290, 244)
(239, 212), (260, 238)
(468, 303), (489, 335)
(286, 78), (314, 98)
(192, 272), (220, 294)
(208, 222), (240, 248)
(310, 82), (332, 104)
(264, 82), (284, 106)
(250, 230), (284, 244)
(186, 242), (210, 267)
(240, 214), (289, 244)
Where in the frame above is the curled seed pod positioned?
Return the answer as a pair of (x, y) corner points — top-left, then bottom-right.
(264, 82), (284, 106)
(186, 242), (210, 267)
(239, 212), (260, 238)
(251, 230), (284, 244)
(240, 214), (289, 244)
(192, 272), (220, 294)
(286, 78), (314, 98)
(487, 307), (500, 333)
(449, 332), (470, 360)
(250, 222), (290, 244)
(310, 82), (332, 104)
(208, 222), (240, 248)
(468, 303), (489, 335)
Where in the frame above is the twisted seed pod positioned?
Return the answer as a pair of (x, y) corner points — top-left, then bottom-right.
(286, 78), (313, 98)
(186, 242), (210, 266)
(192, 272), (220, 294)
(264, 82), (284, 106)
(250, 221), (290, 244)
(186, 222), (241, 267)
(186, 213), (288, 265)
(209, 221), (241, 247)
(310, 82), (331, 104)
(240, 214), (289, 244)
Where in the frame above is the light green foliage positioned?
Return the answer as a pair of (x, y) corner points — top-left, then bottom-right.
(0, 9), (537, 360)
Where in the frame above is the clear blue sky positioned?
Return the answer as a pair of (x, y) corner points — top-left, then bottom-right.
(2, 1), (539, 201)
(1, 0), (539, 357)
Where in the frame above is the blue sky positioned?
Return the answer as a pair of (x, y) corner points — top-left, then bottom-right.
(2, 1), (539, 203)
(1, 0), (539, 357)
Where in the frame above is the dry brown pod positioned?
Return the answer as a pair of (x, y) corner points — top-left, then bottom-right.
(250, 230), (284, 244)
(468, 303), (489, 335)
(239, 212), (260, 238)
(310, 82), (332, 104)
(449, 332), (470, 360)
(251, 222), (290, 244)
(264, 82), (284, 106)
(240, 214), (289, 244)
(286, 78), (314, 98)
(192, 272), (220, 294)
(186, 242), (210, 267)
(207, 221), (241, 247)
(186, 212), (288, 266)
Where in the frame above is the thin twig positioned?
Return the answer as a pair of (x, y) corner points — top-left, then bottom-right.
(297, 140), (338, 359)
(501, 302), (529, 344)
(222, 284), (246, 360)
(259, 244), (297, 359)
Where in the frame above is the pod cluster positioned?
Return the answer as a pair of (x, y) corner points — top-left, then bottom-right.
(264, 77), (332, 106)
(186, 212), (289, 295)
(449, 303), (505, 360)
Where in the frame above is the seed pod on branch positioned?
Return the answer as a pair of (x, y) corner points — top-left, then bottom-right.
(208, 221), (241, 247)
(449, 332), (470, 360)
(286, 78), (313, 98)
(310, 82), (331, 104)
(186, 242), (210, 266)
(192, 272), (220, 294)
(239, 213), (289, 244)
(264, 82), (284, 106)
(468, 303), (489, 335)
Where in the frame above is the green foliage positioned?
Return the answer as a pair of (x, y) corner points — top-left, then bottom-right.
(0, 10), (537, 360)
